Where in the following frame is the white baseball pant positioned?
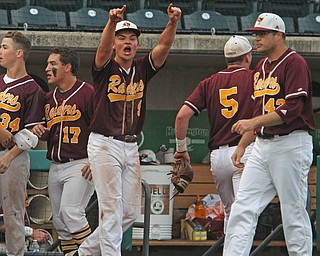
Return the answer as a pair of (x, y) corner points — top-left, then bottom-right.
(223, 130), (313, 256)
(210, 143), (253, 232)
(78, 132), (141, 256)
(48, 158), (94, 240)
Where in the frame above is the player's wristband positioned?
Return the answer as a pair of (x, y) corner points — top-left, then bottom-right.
(176, 138), (187, 153)
(25, 226), (33, 237)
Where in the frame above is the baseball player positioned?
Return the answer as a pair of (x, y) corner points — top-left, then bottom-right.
(0, 31), (45, 256)
(174, 35), (254, 232)
(71, 4), (181, 256)
(223, 13), (315, 255)
(32, 47), (95, 254)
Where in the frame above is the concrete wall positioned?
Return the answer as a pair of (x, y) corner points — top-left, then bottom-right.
(1, 31), (319, 110)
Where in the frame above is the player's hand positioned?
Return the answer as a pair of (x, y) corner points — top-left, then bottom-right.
(173, 151), (190, 164)
(0, 153), (14, 174)
(231, 145), (246, 168)
(167, 3), (182, 23)
(0, 129), (14, 148)
(32, 229), (48, 244)
(81, 163), (92, 181)
(32, 124), (49, 140)
(231, 119), (254, 135)
(109, 5), (126, 23)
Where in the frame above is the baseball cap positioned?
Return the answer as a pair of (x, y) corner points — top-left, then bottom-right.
(115, 20), (141, 37)
(246, 13), (285, 33)
(224, 35), (252, 58)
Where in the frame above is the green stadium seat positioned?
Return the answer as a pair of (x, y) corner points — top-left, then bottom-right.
(33, 0), (84, 12)
(69, 7), (108, 29)
(10, 5), (67, 28)
(241, 12), (296, 34)
(183, 10), (239, 34)
(126, 8), (182, 31)
(298, 13), (320, 34)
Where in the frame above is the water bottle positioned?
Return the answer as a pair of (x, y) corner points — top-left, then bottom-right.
(29, 240), (40, 252)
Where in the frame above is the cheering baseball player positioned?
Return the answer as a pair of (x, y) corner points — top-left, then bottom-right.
(70, 4), (181, 256)
(174, 35), (254, 232)
(0, 31), (45, 256)
(223, 13), (315, 255)
(32, 47), (95, 254)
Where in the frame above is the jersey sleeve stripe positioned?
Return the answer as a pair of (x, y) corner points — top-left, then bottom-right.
(184, 101), (200, 115)
(148, 52), (157, 71)
(285, 91), (308, 99)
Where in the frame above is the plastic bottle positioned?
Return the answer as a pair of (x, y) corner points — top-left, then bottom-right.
(29, 240), (40, 252)
(195, 195), (206, 219)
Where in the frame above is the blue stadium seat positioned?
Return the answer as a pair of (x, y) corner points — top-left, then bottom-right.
(10, 5), (67, 28)
(298, 13), (320, 34)
(126, 8), (182, 31)
(0, 9), (9, 27)
(257, 0), (314, 18)
(183, 10), (239, 34)
(88, 0), (142, 13)
(69, 7), (108, 29)
(201, 0), (254, 16)
(241, 12), (296, 34)
(33, 0), (83, 12)
(147, 0), (200, 15)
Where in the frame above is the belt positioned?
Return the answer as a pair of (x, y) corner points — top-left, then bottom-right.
(256, 133), (289, 139)
(112, 135), (137, 143)
(212, 141), (239, 151)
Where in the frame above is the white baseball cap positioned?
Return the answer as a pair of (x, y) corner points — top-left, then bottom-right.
(115, 20), (141, 37)
(246, 13), (285, 33)
(224, 35), (252, 58)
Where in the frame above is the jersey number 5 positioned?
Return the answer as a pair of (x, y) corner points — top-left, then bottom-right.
(219, 87), (238, 119)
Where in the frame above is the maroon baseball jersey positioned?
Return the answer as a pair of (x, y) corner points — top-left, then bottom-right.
(185, 67), (254, 151)
(45, 80), (94, 162)
(0, 74), (45, 134)
(89, 52), (158, 136)
(253, 48), (315, 135)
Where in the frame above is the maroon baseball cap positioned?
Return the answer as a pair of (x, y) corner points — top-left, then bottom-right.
(246, 13), (285, 33)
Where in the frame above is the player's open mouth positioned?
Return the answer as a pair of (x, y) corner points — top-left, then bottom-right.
(124, 46), (131, 53)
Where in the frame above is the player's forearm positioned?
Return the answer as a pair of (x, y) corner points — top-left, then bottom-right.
(96, 20), (116, 67)
(252, 111), (284, 129)
(6, 145), (24, 161)
(238, 131), (256, 148)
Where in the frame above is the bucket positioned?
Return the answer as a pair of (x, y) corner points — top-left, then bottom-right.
(28, 194), (52, 224)
(28, 171), (49, 190)
(133, 165), (173, 240)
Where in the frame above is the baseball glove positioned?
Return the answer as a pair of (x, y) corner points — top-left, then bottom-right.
(168, 158), (194, 194)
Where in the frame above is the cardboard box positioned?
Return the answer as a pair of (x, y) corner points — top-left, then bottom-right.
(181, 219), (207, 241)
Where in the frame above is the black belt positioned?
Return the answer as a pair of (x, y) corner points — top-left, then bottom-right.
(256, 133), (289, 139)
(211, 141), (239, 151)
(112, 135), (137, 143)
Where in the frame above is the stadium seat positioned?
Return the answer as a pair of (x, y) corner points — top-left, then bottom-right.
(201, 0), (254, 16)
(147, 0), (200, 15)
(0, 9), (9, 27)
(241, 12), (296, 34)
(126, 8), (182, 31)
(69, 7), (108, 29)
(0, 0), (29, 11)
(298, 13), (320, 34)
(183, 10), (239, 34)
(33, 0), (84, 12)
(10, 5), (67, 28)
(257, 0), (314, 18)
(88, 0), (142, 13)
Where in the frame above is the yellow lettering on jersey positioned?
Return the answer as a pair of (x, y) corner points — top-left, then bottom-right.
(45, 103), (82, 129)
(253, 72), (280, 97)
(0, 91), (21, 112)
(107, 78), (145, 102)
